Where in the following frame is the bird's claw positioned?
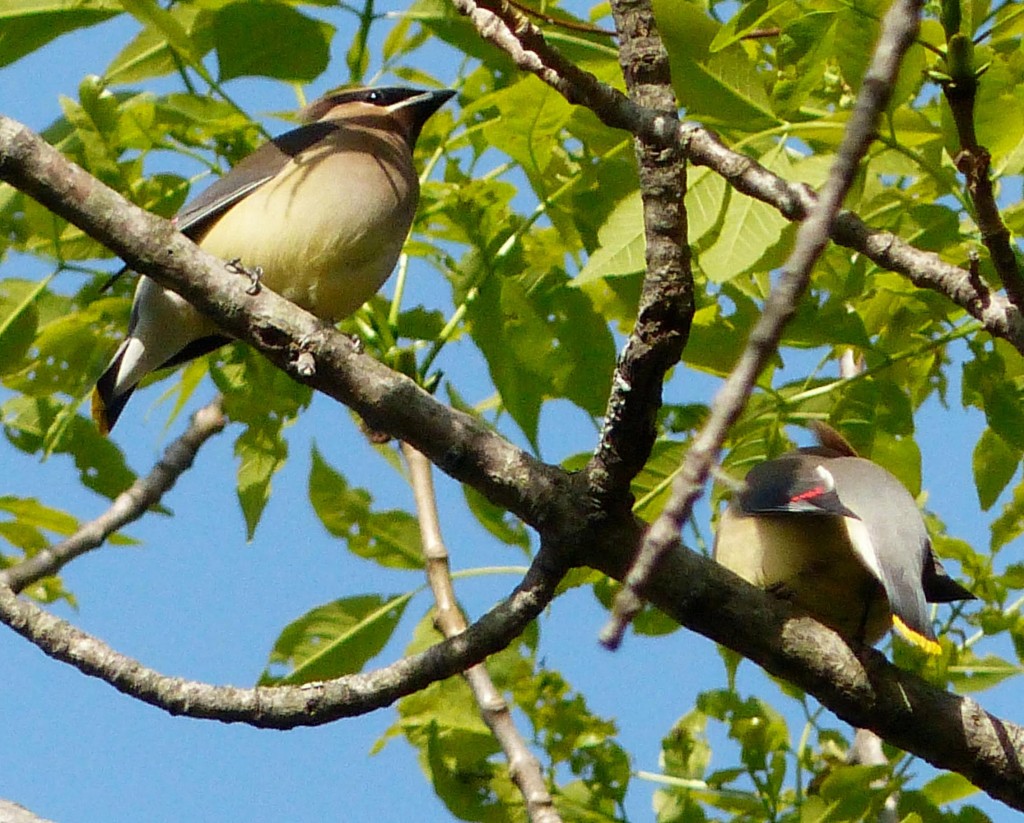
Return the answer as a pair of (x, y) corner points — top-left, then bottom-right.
(226, 258), (263, 295)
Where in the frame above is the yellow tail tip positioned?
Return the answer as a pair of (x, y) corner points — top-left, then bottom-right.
(90, 389), (111, 436)
(892, 615), (942, 655)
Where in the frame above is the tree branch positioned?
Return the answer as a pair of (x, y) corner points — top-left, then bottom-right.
(0, 399), (226, 594)
(447, 0), (1024, 352)
(3, 108), (1024, 810)
(0, 548), (564, 728)
(0, 114), (573, 538)
(601, 0), (927, 646)
(402, 443), (559, 823)
(585, 0), (693, 501)
(940, 35), (1024, 307)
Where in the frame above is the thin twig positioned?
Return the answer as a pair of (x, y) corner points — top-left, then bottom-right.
(0, 398), (227, 594)
(506, 0), (615, 37)
(0, 800), (56, 823)
(402, 443), (560, 823)
(0, 549), (562, 727)
(599, 0), (926, 647)
(445, 0), (1023, 351)
(848, 728), (899, 823)
(940, 42), (1024, 307)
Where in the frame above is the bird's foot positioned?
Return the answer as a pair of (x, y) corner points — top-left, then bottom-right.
(294, 330), (329, 378)
(346, 333), (364, 354)
(226, 258), (263, 295)
(767, 581), (796, 601)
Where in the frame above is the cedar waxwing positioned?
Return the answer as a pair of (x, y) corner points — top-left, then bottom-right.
(714, 424), (975, 654)
(92, 86), (455, 433)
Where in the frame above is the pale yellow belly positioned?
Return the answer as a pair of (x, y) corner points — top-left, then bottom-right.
(714, 507), (890, 644)
(197, 142), (416, 322)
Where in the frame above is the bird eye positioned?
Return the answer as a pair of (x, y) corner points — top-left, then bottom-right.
(366, 90), (382, 104)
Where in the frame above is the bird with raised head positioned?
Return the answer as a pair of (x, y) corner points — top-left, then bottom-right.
(92, 86), (455, 433)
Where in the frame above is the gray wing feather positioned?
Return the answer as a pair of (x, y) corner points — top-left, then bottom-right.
(175, 120), (341, 238)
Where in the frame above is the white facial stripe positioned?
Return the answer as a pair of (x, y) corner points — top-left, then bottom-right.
(814, 464), (835, 492)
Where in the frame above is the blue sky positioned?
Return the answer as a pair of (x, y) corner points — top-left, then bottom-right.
(1, 4), (1019, 822)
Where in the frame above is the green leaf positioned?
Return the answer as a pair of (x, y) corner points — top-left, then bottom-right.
(683, 292), (759, 376)
(919, 771), (980, 805)
(989, 477), (1024, 553)
(234, 422), (287, 540)
(119, 0), (204, 65)
(5, 298), (119, 401)
(0, 276), (52, 374)
(709, 0), (790, 53)
(463, 484), (530, 553)
(834, 6), (879, 91)
(948, 653), (1023, 693)
(261, 592), (414, 684)
(309, 446), (424, 569)
(818, 764), (892, 820)
(686, 165), (729, 246)
(468, 266), (614, 446)
(772, 12), (837, 117)
(969, 56), (1024, 172)
(0, 0), (119, 67)
(0, 496), (80, 536)
(481, 76), (574, 178)
(398, 0), (517, 72)
(105, 4), (210, 84)
(697, 141), (791, 283)
(631, 439), (685, 522)
(211, 347), (311, 537)
(213, 2), (333, 82)
(653, 0), (780, 130)
(983, 381), (1024, 452)
(63, 415), (137, 500)
(973, 427), (1021, 511)
(871, 432), (921, 498)
(574, 190), (645, 285)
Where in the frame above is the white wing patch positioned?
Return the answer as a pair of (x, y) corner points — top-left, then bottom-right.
(841, 516), (885, 583)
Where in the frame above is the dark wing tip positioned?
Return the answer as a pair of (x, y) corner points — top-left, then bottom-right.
(923, 552), (977, 603)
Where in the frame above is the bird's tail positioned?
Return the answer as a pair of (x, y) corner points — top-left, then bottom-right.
(891, 615), (943, 656)
(91, 343), (136, 435)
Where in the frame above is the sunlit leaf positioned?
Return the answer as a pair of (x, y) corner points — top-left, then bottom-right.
(261, 592), (414, 684)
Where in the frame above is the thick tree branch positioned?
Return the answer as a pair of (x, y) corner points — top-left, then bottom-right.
(0, 114), (573, 538)
(3, 112), (1024, 810)
(402, 443), (559, 823)
(0, 399), (226, 594)
(585, 0), (693, 501)
(592, 542), (1024, 812)
(448, 0), (1024, 352)
(602, 0), (927, 646)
